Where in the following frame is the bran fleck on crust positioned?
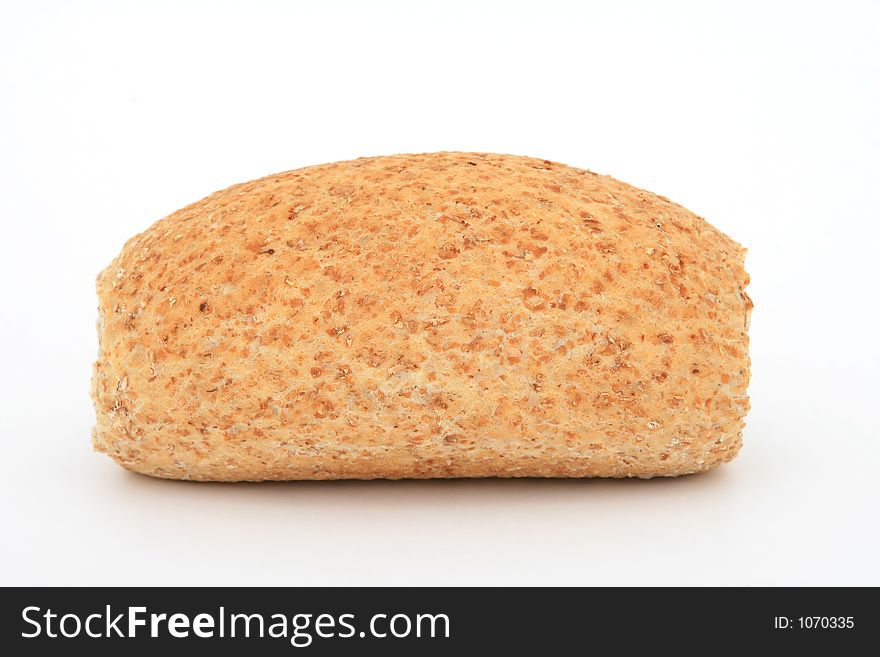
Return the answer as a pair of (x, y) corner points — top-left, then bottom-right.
(91, 152), (751, 481)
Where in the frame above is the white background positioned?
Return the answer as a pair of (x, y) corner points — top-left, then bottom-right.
(1, 0), (878, 586)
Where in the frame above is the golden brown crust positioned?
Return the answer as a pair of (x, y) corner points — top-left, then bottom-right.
(91, 152), (750, 480)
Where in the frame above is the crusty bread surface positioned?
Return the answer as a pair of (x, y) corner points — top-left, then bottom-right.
(92, 152), (751, 480)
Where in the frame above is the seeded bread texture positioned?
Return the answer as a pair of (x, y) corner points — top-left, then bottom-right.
(91, 152), (751, 481)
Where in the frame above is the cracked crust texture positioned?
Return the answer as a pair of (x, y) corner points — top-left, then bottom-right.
(91, 152), (751, 481)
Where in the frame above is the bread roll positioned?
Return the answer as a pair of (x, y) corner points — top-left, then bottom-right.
(91, 152), (751, 480)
